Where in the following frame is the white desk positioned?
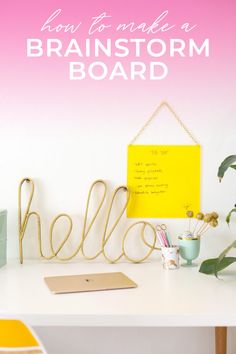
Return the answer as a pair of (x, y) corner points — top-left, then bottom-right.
(0, 260), (235, 327)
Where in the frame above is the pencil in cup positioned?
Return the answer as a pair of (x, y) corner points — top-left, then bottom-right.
(156, 224), (172, 247)
(156, 225), (179, 270)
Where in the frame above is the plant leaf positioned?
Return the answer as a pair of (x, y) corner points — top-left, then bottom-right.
(230, 165), (236, 171)
(226, 208), (236, 225)
(214, 240), (236, 277)
(199, 257), (236, 275)
(217, 240), (236, 262)
(217, 155), (236, 181)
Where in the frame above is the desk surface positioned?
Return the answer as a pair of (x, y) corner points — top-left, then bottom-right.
(0, 260), (236, 327)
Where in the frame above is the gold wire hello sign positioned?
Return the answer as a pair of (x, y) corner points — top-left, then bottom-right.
(18, 178), (160, 264)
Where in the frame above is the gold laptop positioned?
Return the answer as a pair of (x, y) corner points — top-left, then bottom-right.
(44, 272), (137, 294)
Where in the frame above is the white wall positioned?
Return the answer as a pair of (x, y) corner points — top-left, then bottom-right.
(1, 98), (236, 260)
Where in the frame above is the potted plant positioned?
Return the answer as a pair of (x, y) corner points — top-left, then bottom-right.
(199, 155), (236, 277)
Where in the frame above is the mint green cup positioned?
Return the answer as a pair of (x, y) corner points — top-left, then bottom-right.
(0, 210), (7, 268)
(178, 237), (200, 267)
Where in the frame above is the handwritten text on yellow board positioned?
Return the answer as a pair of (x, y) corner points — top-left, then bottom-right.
(127, 145), (201, 218)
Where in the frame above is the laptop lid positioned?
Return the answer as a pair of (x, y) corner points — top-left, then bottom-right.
(44, 272), (137, 294)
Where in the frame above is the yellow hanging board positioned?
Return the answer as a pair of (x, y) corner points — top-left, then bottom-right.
(127, 144), (200, 218)
(127, 102), (201, 218)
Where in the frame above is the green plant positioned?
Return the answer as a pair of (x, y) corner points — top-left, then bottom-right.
(218, 155), (236, 225)
(199, 155), (236, 277)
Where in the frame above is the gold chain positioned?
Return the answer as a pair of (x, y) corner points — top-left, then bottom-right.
(130, 101), (199, 145)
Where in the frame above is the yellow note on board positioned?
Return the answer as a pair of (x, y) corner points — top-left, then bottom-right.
(127, 145), (201, 218)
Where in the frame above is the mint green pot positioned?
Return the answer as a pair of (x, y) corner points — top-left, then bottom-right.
(178, 238), (200, 267)
(0, 210), (7, 268)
